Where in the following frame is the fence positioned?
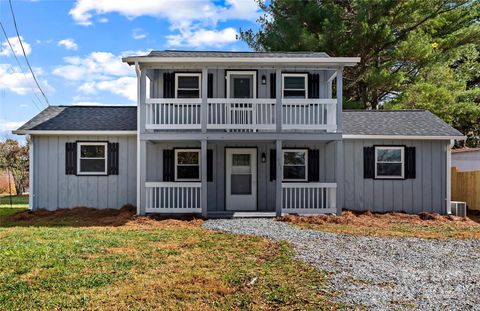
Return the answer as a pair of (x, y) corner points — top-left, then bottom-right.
(451, 167), (480, 211)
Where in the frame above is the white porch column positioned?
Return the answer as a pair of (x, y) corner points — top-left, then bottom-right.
(201, 139), (208, 217)
(275, 140), (283, 217)
(336, 68), (343, 132)
(275, 68), (282, 133)
(335, 140), (344, 215)
(136, 63), (146, 215)
(201, 68), (208, 133)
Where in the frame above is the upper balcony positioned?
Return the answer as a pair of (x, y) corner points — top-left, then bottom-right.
(124, 50), (361, 135)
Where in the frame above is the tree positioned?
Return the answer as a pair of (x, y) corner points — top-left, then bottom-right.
(240, 0), (480, 109)
(0, 139), (29, 195)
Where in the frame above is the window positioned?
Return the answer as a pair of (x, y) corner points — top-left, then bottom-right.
(175, 73), (201, 98)
(282, 149), (308, 181)
(375, 146), (404, 179)
(77, 142), (108, 175)
(175, 149), (200, 181)
(282, 74), (308, 99)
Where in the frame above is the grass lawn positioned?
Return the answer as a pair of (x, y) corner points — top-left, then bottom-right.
(279, 211), (480, 240)
(0, 208), (334, 310)
(0, 194), (28, 218)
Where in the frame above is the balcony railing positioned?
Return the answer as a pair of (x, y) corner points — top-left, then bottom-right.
(145, 98), (337, 132)
(282, 183), (337, 214)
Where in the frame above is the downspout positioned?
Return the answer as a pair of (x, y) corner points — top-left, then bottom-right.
(27, 134), (34, 212)
(446, 139), (454, 214)
(135, 62), (141, 215)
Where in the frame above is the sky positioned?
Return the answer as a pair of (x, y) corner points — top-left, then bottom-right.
(0, 0), (262, 139)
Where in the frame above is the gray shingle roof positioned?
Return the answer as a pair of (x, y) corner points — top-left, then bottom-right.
(15, 106), (137, 132)
(136, 50), (330, 59)
(15, 106), (463, 138)
(343, 110), (463, 137)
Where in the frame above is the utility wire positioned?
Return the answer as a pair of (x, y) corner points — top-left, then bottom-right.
(8, 0), (50, 106)
(0, 21), (45, 111)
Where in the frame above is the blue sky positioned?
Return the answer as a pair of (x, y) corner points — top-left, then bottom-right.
(0, 0), (261, 139)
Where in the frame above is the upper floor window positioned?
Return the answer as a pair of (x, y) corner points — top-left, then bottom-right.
(175, 73), (201, 98)
(175, 149), (201, 181)
(282, 149), (308, 181)
(375, 146), (404, 179)
(77, 142), (108, 175)
(282, 73), (308, 99)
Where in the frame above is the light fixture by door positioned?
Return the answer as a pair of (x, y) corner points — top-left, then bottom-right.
(261, 75), (267, 85)
(261, 152), (267, 163)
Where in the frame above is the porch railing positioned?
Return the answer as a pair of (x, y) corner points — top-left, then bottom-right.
(282, 183), (337, 214)
(282, 99), (337, 131)
(207, 98), (276, 131)
(145, 182), (202, 213)
(145, 98), (202, 130)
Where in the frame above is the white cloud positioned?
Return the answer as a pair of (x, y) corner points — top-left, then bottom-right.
(166, 27), (237, 47)
(0, 36), (32, 56)
(53, 51), (143, 102)
(132, 28), (147, 40)
(0, 64), (54, 95)
(69, 0), (260, 47)
(58, 38), (78, 50)
(98, 17), (109, 23)
(0, 120), (26, 135)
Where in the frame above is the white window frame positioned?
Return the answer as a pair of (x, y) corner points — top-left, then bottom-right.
(77, 142), (108, 175)
(226, 71), (257, 99)
(374, 146), (405, 179)
(174, 149), (201, 182)
(175, 73), (202, 99)
(282, 149), (308, 181)
(282, 73), (308, 99)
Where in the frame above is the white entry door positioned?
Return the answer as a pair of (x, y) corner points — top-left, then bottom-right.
(226, 148), (257, 211)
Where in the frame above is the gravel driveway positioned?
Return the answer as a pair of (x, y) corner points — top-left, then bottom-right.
(203, 218), (480, 310)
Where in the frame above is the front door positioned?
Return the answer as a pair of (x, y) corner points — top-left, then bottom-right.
(233, 76), (252, 98)
(226, 148), (257, 211)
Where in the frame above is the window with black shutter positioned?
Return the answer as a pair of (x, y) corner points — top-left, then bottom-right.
(364, 146), (416, 180)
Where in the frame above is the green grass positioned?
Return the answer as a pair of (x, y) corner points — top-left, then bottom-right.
(0, 194), (29, 209)
(0, 212), (335, 310)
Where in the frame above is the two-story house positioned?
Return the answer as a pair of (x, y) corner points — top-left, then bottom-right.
(14, 51), (464, 217)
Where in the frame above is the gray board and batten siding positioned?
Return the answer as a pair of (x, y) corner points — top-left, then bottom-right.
(342, 139), (449, 214)
(32, 135), (137, 211)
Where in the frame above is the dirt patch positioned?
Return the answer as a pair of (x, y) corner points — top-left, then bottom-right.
(279, 210), (477, 227)
(4, 205), (204, 228)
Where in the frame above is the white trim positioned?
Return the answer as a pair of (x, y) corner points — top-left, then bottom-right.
(446, 139), (454, 214)
(225, 71), (257, 99)
(282, 149), (308, 181)
(27, 134), (33, 211)
(175, 73), (201, 99)
(374, 146), (404, 179)
(282, 73), (308, 99)
(174, 149), (201, 182)
(342, 134), (466, 141)
(123, 56), (361, 66)
(13, 130), (136, 136)
(77, 142), (108, 176)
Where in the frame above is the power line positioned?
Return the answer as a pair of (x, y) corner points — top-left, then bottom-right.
(0, 21), (45, 111)
(8, 0), (50, 106)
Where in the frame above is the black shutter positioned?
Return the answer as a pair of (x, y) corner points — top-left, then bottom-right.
(207, 73), (213, 98)
(270, 149), (276, 181)
(108, 142), (119, 175)
(207, 149), (213, 182)
(308, 149), (320, 182)
(405, 147), (416, 179)
(364, 147), (375, 179)
(163, 149), (174, 181)
(65, 142), (77, 175)
(270, 73), (276, 98)
(308, 73), (320, 99)
(163, 72), (175, 98)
